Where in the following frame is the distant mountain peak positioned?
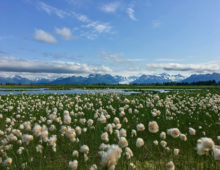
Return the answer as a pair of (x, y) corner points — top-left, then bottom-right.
(182, 73), (220, 83)
(2, 73), (219, 85)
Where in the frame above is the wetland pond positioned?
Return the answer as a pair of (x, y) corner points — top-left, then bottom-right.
(0, 88), (199, 95)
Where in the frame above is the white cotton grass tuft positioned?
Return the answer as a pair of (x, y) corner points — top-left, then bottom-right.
(125, 147), (133, 159)
(83, 127), (87, 133)
(36, 144), (43, 153)
(75, 126), (82, 135)
(148, 121), (159, 133)
(189, 127), (196, 135)
(119, 128), (127, 137)
(116, 123), (122, 130)
(48, 135), (57, 146)
(101, 144), (122, 170)
(153, 140), (159, 145)
(41, 129), (49, 142)
(173, 149), (180, 156)
(114, 130), (120, 139)
(167, 128), (180, 138)
(21, 134), (33, 145)
(98, 115), (107, 123)
(136, 138), (144, 148)
(166, 161), (175, 170)
(87, 119), (94, 127)
(99, 143), (110, 151)
(90, 164), (97, 170)
(69, 160), (78, 170)
(79, 118), (86, 125)
(179, 134), (187, 141)
(129, 162), (136, 169)
(80, 145), (90, 154)
(160, 132), (166, 139)
(64, 114), (71, 124)
(33, 124), (42, 137)
(101, 132), (109, 143)
(105, 124), (113, 134)
(17, 147), (24, 155)
(3, 157), (12, 166)
(136, 123), (145, 131)
(65, 126), (76, 142)
(118, 137), (128, 148)
(131, 129), (137, 137)
(160, 140), (167, 148)
(197, 137), (215, 155)
(213, 145), (220, 160)
(7, 133), (17, 142)
(84, 153), (89, 162)
(114, 117), (120, 124)
(72, 150), (79, 158)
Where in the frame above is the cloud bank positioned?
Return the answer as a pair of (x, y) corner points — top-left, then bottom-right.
(146, 63), (220, 73)
(0, 56), (112, 74)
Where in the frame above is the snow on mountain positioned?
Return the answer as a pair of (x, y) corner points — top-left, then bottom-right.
(0, 73), (193, 85)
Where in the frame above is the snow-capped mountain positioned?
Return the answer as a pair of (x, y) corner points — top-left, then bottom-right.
(182, 73), (220, 83)
(3, 72), (220, 85)
(0, 75), (33, 84)
(118, 76), (139, 84)
(130, 73), (185, 84)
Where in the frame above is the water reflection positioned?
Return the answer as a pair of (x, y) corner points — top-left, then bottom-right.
(0, 88), (198, 95)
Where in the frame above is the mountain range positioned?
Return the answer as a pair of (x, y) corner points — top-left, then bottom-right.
(182, 73), (220, 83)
(0, 73), (220, 85)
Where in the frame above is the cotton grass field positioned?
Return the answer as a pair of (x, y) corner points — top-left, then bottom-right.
(0, 89), (220, 169)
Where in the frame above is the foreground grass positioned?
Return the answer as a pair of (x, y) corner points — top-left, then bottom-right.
(0, 89), (220, 169)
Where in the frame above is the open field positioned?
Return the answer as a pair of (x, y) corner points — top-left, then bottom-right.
(0, 88), (220, 169)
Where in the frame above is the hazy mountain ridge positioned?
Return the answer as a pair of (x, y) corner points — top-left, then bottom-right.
(0, 73), (220, 85)
(0, 75), (33, 84)
(131, 74), (170, 84)
(182, 73), (220, 83)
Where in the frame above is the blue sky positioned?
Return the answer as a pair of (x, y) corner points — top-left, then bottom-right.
(0, 0), (220, 79)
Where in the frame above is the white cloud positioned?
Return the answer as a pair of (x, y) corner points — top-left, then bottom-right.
(84, 22), (111, 34)
(152, 20), (161, 28)
(146, 63), (220, 73)
(34, 29), (57, 44)
(38, 2), (68, 18)
(95, 24), (111, 33)
(155, 58), (183, 62)
(127, 8), (136, 21)
(43, 52), (78, 60)
(55, 27), (75, 40)
(127, 58), (145, 62)
(72, 11), (112, 39)
(101, 2), (120, 13)
(99, 51), (144, 64)
(81, 22), (112, 39)
(99, 51), (127, 63)
(37, 2), (112, 39)
(75, 14), (90, 22)
(0, 56), (112, 74)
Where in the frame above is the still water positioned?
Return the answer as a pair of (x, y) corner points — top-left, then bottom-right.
(0, 88), (170, 95)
